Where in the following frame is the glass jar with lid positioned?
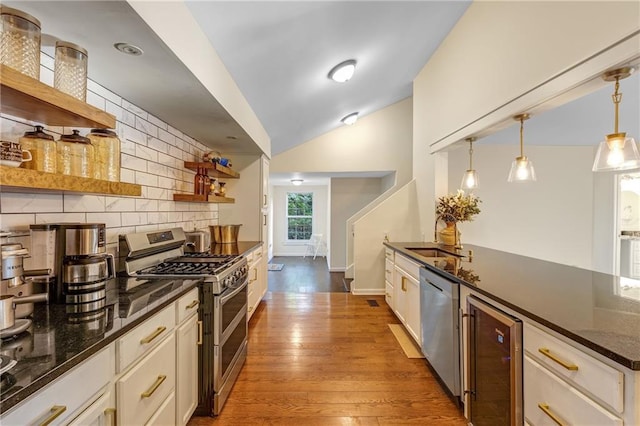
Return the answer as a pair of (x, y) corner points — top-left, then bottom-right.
(54, 41), (88, 101)
(57, 130), (93, 178)
(87, 129), (120, 181)
(19, 125), (56, 173)
(0, 6), (41, 79)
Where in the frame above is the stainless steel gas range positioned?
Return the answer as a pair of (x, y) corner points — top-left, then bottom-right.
(118, 227), (248, 416)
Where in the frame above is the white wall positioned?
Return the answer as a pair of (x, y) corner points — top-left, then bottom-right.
(447, 144), (599, 270)
(272, 185), (328, 257)
(330, 178), (386, 271)
(0, 53), (223, 266)
(271, 98), (413, 185)
(352, 180), (421, 294)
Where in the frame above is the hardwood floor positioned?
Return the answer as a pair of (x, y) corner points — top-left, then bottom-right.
(267, 256), (348, 293)
(188, 292), (467, 425)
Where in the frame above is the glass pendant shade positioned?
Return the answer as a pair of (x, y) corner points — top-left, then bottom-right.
(592, 134), (640, 171)
(507, 157), (536, 182)
(461, 169), (479, 189)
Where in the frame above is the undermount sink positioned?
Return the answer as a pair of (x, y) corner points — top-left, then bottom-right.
(406, 247), (462, 258)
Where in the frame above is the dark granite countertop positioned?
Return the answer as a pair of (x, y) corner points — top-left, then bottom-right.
(384, 241), (640, 371)
(0, 241), (261, 414)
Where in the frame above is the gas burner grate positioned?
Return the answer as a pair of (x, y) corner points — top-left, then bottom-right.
(138, 259), (234, 276)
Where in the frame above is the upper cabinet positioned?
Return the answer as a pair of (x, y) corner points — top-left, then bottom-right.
(0, 64), (116, 129)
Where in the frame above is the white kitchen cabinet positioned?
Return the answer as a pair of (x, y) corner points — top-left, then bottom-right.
(67, 386), (116, 426)
(0, 344), (115, 425)
(117, 333), (176, 425)
(384, 257), (394, 310)
(392, 253), (421, 344)
(146, 392), (176, 425)
(175, 288), (200, 426)
(247, 245), (265, 320)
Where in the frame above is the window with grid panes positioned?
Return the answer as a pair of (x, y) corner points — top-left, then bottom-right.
(287, 192), (313, 240)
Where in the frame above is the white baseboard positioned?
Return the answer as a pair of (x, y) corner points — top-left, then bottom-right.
(328, 267), (346, 272)
(351, 285), (385, 296)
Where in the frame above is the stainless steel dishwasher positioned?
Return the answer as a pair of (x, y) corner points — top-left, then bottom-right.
(420, 267), (460, 396)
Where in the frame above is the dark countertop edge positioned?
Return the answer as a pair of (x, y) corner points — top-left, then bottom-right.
(384, 242), (640, 371)
(1, 280), (200, 414)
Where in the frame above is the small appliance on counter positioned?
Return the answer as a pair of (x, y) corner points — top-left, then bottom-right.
(184, 228), (210, 253)
(29, 223), (113, 313)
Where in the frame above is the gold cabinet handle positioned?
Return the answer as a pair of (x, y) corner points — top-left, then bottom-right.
(538, 403), (566, 426)
(263, 214), (267, 226)
(140, 326), (167, 344)
(197, 320), (203, 345)
(538, 348), (579, 371)
(263, 194), (267, 205)
(104, 407), (117, 426)
(185, 300), (198, 310)
(40, 405), (67, 426)
(141, 375), (167, 398)
(401, 276), (407, 292)
(253, 268), (258, 281)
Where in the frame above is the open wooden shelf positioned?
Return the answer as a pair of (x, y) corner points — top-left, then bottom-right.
(0, 64), (116, 129)
(173, 194), (235, 203)
(0, 166), (141, 196)
(183, 162), (239, 179)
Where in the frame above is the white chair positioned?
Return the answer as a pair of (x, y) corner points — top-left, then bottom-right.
(303, 234), (325, 259)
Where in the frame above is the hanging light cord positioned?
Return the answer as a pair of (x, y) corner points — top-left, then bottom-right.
(468, 140), (474, 169)
(612, 76), (622, 134)
(519, 116), (525, 158)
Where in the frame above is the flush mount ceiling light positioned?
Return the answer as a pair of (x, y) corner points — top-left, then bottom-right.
(328, 59), (357, 83)
(341, 112), (359, 126)
(114, 42), (143, 56)
(291, 179), (303, 186)
(461, 137), (479, 190)
(507, 114), (536, 183)
(592, 67), (639, 172)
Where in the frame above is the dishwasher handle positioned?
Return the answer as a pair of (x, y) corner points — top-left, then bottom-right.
(426, 280), (444, 292)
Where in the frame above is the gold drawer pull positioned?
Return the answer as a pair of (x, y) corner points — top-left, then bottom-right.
(141, 375), (167, 398)
(185, 300), (198, 310)
(104, 407), (117, 426)
(538, 403), (566, 426)
(197, 320), (203, 345)
(401, 276), (407, 292)
(140, 326), (167, 344)
(539, 348), (579, 371)
(40, 405), (67, 426)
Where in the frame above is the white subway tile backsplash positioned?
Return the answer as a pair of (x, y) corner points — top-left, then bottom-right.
(36, 212), (85, 224)
(148, 212), (168, 224)
(124, 125), (145, 145)
(1, 193), (63, 214)
(158, 176), (177, 190)
(106, 101), (124, 122)
(106, 197), (136, 212)
(135, 199), (158, 212)
(86, 90), (106, 111)
(167, 145), (183, 160)
(135, 145), (158, 163)
(135, 116), (158, 138)
(40, 66), (54, 87)
(40, 52), (54, 69)
(87, 80), (122, 105)
(157, 152), (174, 167)
(158, 128), (176, 145)
(149, 137), (169, 154)
(135, 171), (159, 187)
(158, 200), (174, 212)
(87, 212), (121, 228)
(122, 212), (148, 226)
(168, 211), (183, 222)
(121, 109), (136, 127)
(120, 168), (135, 183)
(120, 137), (136, 156)
(122, 99), (147, 119)
(135, 224), (160, 233)
(63, 194), (106, 213)
(147, 187), (168, 201)
(0, 213), (35, 231)
(167, 125), (184, 140)
(147, 114), (167, 130)
(121, 153), (147, 171)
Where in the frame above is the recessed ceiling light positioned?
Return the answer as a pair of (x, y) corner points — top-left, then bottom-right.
(328, 59), (357, 83)
(341, 112), (359, 125)
(291, 179), (304, 186)
(114, 42), (144, 56)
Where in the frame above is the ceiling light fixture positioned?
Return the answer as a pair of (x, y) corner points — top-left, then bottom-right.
(328, 59), (357, 83)
(592, 67), (639, 172)
(291, 179), (303, 186)
(461, 137), (479, 190)
(341, 112), (359, 126)
(507, 114), (536, 183)
(114, 42), (144, 56)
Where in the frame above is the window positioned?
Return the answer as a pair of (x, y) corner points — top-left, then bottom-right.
(287, 192), (313, 240)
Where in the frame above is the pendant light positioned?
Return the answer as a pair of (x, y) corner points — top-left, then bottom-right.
(461, 137), (479, 190)
(507, 114), (536, 182)
(592, 67), (639, 172)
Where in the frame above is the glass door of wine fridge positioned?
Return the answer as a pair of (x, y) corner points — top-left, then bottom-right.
(467, 296), (523, 426)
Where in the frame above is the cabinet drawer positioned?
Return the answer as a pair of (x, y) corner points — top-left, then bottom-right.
(117, 333), (176, 425)
(145, 392), (175, 426)
(117, 304), (175, 372)
(176, 287), (199, 324)
(524, 323), (623, 414)
(1, 344), (114, 425)
(384, 247), (394, 262)
(524, 355), (622, 426)
(394, 253), (420, 280)
(385, 259), (393, 282)
(385, 280), (393, 308)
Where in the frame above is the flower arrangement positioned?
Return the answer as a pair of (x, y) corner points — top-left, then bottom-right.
(436, 190), (481, 223)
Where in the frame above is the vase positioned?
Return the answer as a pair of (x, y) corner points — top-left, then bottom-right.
(439, 222), (460, 246)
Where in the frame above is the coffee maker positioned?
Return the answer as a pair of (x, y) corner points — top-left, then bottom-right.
(29, 223), (113, 308)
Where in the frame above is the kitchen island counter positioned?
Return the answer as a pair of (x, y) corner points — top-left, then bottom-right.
(385, 241), (640, 370)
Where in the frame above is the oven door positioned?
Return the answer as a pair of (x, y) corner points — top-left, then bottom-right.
(213, 278), (248, 345)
